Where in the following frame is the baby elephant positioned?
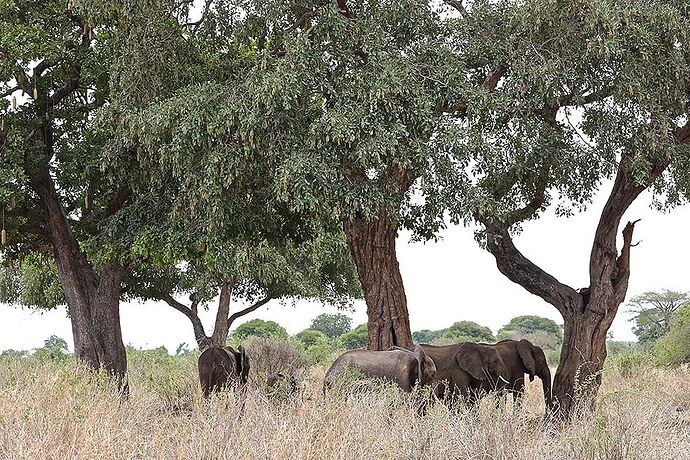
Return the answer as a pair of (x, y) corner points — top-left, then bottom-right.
(324, 346), (438, 396)
(198, 345), (250, 398)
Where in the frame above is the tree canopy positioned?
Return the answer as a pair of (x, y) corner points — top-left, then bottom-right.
(628, 290), (690, 345)
(441, 321), (495, 343)
(232, 319), (288, 342)
(498, 316), (563, 343)
(309, 313), (352, 339)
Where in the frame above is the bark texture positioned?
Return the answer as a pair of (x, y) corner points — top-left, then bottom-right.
(343, 211), (413, 350)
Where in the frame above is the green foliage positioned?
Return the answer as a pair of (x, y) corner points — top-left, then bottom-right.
(309, 313), (352, 339)
(440, 321), (495, 343)
(414, 0), (690, 239)
(33, 335), (69, 362)
(498, 316), (563, 341)
(294, 329), (329, 348)
(607, 349), (654, 377)
(629, 291), (690, 346)
(654, 304), (690, 366)
(0, 253), (65, 310)
(338, 324), (368, 350)
(412, 329), (445, 344)
(232, 319), (288, 343)
(294, 329), (343, 364)
(497, 315), (563, 351)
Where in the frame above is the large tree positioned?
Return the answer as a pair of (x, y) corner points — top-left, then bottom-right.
(0, 0), (215, 387)
(115, 0), (471, 350)
(418, 0), (690, 416)
(0, 0), (137, 386)
(248, 0), (452, 349)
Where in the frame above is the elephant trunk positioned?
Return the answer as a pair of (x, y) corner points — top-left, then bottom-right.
(414, 345), (427, 386)
(540, 363), (552, 413)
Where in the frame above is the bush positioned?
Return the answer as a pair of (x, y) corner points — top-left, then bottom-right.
(440, 321), (495, 343)
(294, 329), (329, 348)
(338, 323), (368, 349)
(232, 319), (288, 343)
(310, 313), (353, 338)
(242, 337), (309, 382)
(607, 349), (654, 377)
(33, 335), (69, 362)
(654, 304), (690, 366)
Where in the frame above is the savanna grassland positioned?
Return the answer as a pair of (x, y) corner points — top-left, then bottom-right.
(0, 351), (688, 460)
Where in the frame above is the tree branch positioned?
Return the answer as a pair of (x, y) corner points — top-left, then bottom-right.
(160, 292), (211, 349)
(227, 296), (273, 329)
(436, 65), (507, 114)
(483, 220), (581, 317)
(442, 0), (466, 14)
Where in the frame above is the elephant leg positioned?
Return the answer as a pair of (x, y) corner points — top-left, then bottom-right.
(513, 378), (525, 409)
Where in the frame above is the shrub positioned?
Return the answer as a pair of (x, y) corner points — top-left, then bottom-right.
(338, 323), (368, 349)
(607, 349), (654, 377)
(242, 337), (309, 382)
(310, 313), (353, 338)
(441, 321), (495, 343)
(232, 319), (288, 342)
(654, 304), (690, 366)
(294, 329), (329, 348)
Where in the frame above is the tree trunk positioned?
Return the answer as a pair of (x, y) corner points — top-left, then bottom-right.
(31, 169), (129, 390)
(343, 211), (413, 350)
(552, 307), (613, 416)
(211, 281), (232, 347)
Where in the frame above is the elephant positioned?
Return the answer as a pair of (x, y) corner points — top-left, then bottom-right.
(483, 339), (552, 411)
(323, 345), (439, 398)
(420, 342), (509, 404)
(198, 345), (250, 399)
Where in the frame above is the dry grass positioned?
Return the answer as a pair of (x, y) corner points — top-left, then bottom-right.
(0, 355), (688, 460)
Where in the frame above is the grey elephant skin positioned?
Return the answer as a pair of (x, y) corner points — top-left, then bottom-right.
(420, 342), (509, 403)
(483, 339), (552, 411)
(198, 346), (249, 398)
(323, 346), (438, 396)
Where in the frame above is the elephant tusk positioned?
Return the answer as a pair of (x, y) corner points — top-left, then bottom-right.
(499, 376), (509, 384)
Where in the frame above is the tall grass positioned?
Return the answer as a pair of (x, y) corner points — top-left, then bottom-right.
(0, 352), (688, 459)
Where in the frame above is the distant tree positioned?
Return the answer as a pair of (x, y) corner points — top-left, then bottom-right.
(175, 343), (190, 357)
(497, 315), (563, 345)
(294, 329), (329, 348)
(338, 324), (368, 350)
(629, 291), (690, 345)
(0, 349), (28, 360)
(412, 329), (445, 344)
(310, 314), (352, 339)
(34, 335), (69, 361)
(42, 336), (69, 352)
(441, 321), (495, 343)
(654, 304), (690, 366)
(233, 319), (288, 343)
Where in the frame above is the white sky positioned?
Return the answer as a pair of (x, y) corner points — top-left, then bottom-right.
(1, 180), (688, 353)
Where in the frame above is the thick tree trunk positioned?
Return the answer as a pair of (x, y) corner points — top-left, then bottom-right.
(31, 170), (129, 390)
(343, 211), (413, 350)
(551, 307), (613, 415)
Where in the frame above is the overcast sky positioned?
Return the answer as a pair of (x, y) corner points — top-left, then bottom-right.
(1, 180), (689, 353)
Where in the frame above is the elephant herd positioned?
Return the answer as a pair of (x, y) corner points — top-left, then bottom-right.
(197, 339), (552, 413)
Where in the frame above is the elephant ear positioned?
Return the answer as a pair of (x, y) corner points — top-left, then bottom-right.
(237, 345), (250, 383)
(455, 344), (484, 381)
(518, 340), (537, 380)
(413, 345), (427, 386)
